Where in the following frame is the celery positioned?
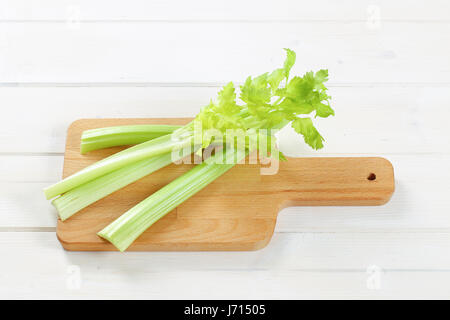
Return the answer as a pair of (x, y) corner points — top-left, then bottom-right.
(54, 141), (200, 220)
(98, 148), (245, 252)
(45, 49), (335, 252)
(81, 125), (182, 154)
(44, 133), (193, 200)
(53, 153), (174, 221)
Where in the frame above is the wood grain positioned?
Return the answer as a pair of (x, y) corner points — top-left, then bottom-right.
(2, 23), (449, 84)
(56, 118), (395, 251)
(3, 0), (448, 21)
(2, 86), (449, 154)
(4, 232), (450, 299)
(1, 0), (447, 300)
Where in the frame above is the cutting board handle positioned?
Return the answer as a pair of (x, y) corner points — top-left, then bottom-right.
(272, 157), (395, 209)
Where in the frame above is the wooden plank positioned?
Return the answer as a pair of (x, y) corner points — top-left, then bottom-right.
(1, 154), (448, 231)
(3, 269), (449, 299)
(0, 155), (62, 182)
(0, 87), (217, 153)
(1, 232), (445, 270)
(1, 22), (449, 84)
(0, 86), (448, 154)
(1, 232), (450, 299)
(55, 118), (394, 251)
(2, 0), (448, 21)
(0, 183), (57, 228)
(278, 154), (450, 232)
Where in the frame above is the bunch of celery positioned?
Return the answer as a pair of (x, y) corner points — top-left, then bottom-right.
(45, 49), (334, 251)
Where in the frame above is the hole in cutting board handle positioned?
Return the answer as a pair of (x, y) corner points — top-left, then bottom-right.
(367, 173), (376, 181)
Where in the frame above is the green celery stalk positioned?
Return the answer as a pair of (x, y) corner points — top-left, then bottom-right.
(44, 133), (193, 200)
(81, 125), (182, 154)
(98, 148), (246, 252)
(53, 140), (200, 220)
(53, 152), (174, 221)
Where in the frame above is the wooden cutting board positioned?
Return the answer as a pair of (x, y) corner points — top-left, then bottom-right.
(57, 118), (395, 251)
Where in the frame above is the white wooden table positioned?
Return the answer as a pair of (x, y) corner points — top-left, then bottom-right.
(1, 0), (450, 299)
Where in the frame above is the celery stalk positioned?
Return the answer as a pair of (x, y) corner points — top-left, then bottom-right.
(53, 141), (200, 220)
(98, 148), (245, 252)
(81, 125), (182, 154)
(53, 153), (174, 221)
(44, 134), (193, 200)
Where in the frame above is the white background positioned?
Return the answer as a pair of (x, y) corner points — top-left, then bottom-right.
(1, 0), (450, 299)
